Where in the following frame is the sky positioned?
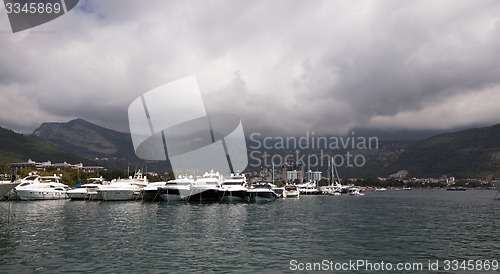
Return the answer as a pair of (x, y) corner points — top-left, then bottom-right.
(1, 0), (500, 136)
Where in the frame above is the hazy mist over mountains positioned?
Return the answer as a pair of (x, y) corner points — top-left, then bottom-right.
(2, 1), (500, 137)
(0, 118), (497, 179)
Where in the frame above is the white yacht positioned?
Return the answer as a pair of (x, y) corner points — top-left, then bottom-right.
(67, 177), (107, 200)
(158, 175), (195, 202)
(375, 187), (388, 192)
(185, 170), (224, 202)
(297, 181), (320, 195)
(220, 172), (249, 202)
(98, 170), (148, 201)
(14, 174), (70, 200)
(247, 182), (279, 203)
(282, 185), (300, 198)
(321, 185), (341, 195)
(348, 187), (365, 196)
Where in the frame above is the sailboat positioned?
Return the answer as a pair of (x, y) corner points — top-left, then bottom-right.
(320, 158), (342, 195)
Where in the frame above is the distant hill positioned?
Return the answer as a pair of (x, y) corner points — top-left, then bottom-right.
(246, 124), (500, 179)
(0, 125), (89, 166)
(31, 119), (169, 172)
(393, 124), (500, 178)
(32, 118), (134, 159)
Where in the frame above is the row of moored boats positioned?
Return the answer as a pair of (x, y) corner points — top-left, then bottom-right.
(0, 169), (368, 203)
(3, 170), (282, 203)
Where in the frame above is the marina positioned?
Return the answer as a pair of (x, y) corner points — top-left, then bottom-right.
(1, 190), (499, 273)
(1, 0), (499, 273)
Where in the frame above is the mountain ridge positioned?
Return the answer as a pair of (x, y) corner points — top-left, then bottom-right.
(0, 125), (90, 167)
(32, 118), (135, 159)
(0, 119), (498, 178)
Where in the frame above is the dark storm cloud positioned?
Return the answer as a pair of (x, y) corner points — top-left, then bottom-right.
(0, 0), (499, 135)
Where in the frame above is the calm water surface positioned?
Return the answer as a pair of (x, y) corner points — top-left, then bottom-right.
(1, 190), (500, 273)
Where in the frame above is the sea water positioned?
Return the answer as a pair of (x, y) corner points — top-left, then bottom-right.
(1, 190), (499, 273)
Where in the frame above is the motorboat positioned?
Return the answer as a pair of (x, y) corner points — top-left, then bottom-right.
(320, 185), (341, 195)
(141, 181), (167, 202)
(247, 182), (279, 202)
(98, 170), (148, 201)
(67, 177), (107, 200)
(220, 172), (249, 202)
(14, 173), (70, 200)
(158, 175), (195, 202)
(374, 187), (387, 192)
(297, 181), (320, 195)
(348, 187), (365, 196)
(446, 187), (467, 191)
(282, 185), (300, 198)
(185, 170), (224, 202)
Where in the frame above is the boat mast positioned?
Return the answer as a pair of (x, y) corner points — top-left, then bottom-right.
(329, 157), (334, 186)
(333, 161), (341, 186)
(272, 163), (275, 184)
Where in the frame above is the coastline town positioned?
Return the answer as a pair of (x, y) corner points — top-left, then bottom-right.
(1, 159), (498, 203)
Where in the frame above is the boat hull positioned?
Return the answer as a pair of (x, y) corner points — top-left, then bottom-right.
(15, 189), (68, 200)
(99, 190), (139, 201)
(67, 191), (101, 200)
(67, 191), (87, 200)
(158, 187), (189, 202)
(220, 190), (247, 203)
(186, 189), (221, 202)
(298, 189), (321, 195)
(283, 193), (299, 198)
(142, 189), (161, 202)
(159, 193), (185, 202)
(248, 190), (278, 203)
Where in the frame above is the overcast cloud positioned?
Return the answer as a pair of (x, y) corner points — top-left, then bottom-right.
(1, 0), (499, 136)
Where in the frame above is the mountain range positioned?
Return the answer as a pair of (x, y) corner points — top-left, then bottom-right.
(32, 118), (134, 159)
(0, 125), (89, 166)
(0, 118), (498, 179)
